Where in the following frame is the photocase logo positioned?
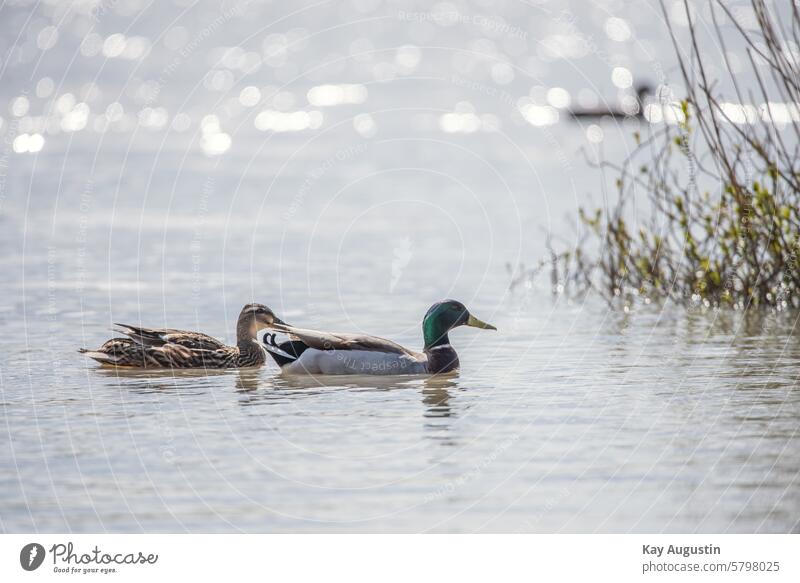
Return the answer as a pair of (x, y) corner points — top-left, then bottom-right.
(20, 543), (46, 571)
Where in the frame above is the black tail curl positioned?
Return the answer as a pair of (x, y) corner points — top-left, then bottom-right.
(263, 333), (309, 368)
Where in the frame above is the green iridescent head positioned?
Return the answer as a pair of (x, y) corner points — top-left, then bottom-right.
(422, 299), (496, 349)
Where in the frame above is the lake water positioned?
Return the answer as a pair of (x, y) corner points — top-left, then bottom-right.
(1, 0), (799, 533)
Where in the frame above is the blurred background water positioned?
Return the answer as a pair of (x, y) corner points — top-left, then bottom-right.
(0, 0), (798, 532)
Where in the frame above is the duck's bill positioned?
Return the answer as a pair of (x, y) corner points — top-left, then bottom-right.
(466, 314), (497, 330)
(267, 317), (292, 331)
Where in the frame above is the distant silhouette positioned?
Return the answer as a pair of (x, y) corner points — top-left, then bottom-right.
(569, 83), (652, 120)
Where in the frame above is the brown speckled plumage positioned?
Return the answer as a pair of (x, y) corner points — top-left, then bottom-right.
(80, 303), (282, 369)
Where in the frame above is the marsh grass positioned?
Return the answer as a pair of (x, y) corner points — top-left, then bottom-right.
(547, 0), (800, 310)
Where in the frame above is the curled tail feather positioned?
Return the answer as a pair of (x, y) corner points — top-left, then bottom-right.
(263, 333), (307, 368)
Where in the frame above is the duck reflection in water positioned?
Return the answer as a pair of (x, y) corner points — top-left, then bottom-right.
(232, 371), (459, 419)
(235, 369), (261, 392)
(422, 376), (457, 418)
(97, 364), (463, 420)
(95, 367), (229, 395)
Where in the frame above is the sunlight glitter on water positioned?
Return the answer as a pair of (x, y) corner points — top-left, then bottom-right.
(1, 0), (798, 535)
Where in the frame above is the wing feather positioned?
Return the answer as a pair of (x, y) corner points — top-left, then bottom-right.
(271, 324), (414, 356)
(113, 323), (227, 350)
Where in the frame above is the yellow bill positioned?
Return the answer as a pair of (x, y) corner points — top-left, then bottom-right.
(466, 314), (497, 330)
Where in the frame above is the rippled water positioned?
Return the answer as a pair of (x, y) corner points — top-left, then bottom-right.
(3, 295), (800, 532)
(1, 0), (799, 533)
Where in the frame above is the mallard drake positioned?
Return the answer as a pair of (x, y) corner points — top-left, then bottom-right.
(80, 303), (283, 369)
(262, 299), (495, 375)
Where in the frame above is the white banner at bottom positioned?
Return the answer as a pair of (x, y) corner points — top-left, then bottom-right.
(1, 534), (796, 582)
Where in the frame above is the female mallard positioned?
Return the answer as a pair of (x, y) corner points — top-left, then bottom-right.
(80, 303), (283, 369)
(262, 299), (495, 375)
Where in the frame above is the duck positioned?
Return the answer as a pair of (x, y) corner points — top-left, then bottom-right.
(568, 83), (652, 120)
(262, 299), (496, 375)
(79, 303), (284, 369)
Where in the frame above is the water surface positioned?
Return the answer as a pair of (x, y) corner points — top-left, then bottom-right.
(1, 0), (799, 533)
